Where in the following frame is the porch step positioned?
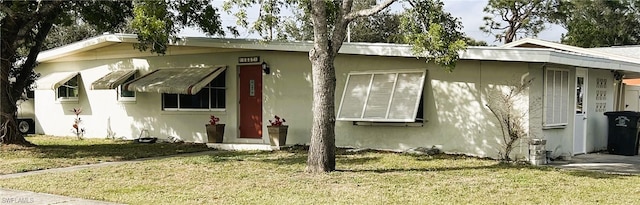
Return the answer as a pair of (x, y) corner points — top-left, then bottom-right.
(206, 143), (277, 151)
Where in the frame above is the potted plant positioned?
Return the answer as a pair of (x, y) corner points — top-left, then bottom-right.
(267, 115), (288, 147)
(205, 115), (225, 143)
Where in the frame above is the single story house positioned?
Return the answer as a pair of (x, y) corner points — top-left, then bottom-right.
(16, 34), (640, 159)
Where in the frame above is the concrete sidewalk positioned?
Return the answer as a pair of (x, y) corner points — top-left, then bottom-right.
(0, 188), (123, 205)
(0, 150), (217, 205)
(549, 153), (640, 175)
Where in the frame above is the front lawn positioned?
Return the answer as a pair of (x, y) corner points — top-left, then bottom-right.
(0, 148), (638, 204)
(0, 135), (210, 174)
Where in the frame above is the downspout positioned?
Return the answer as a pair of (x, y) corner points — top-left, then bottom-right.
(613, 71), (624, 111)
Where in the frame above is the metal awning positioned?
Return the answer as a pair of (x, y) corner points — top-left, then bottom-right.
(91, 70), (137, 90)
(35, 71), (79, 90)
(124, 66), (226, 95)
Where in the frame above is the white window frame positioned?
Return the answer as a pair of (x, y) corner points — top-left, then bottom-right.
(337, 69), (426, 122)
(56, 75), (79, 102)
(543, 67), (570, 127)
(117, 75), (137, 102)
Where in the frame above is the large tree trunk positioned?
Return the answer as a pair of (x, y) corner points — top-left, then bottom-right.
(306, 0), (337, 173)
(305, 0), (394, 173)
(1, 1), (60, 145)
(0, 41), (30, 145)
(306, 50), (337, 173)
(0, 11), (31, 146)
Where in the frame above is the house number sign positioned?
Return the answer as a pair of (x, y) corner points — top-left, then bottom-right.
(249, 80), (255, 96)
(239, 56), (260, 63)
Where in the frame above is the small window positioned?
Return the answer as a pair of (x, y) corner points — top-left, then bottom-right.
(118, 75), (136, 102)
(162, 70), (226, 110)
(337, 70), (426, 122)
(544, 68), (570, 126)
(57, 75), (79, 101)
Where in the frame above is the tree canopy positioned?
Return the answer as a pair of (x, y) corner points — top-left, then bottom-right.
(480, 0), (556, 43)
(552, 0), (640, 47)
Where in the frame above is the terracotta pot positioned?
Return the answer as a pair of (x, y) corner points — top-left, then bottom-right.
(267, 125), (288, 147)
(205, 124), (225, 143)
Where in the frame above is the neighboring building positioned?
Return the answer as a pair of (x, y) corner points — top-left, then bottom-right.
(20, 34), (640, 159)
(588, 45), (640, 111)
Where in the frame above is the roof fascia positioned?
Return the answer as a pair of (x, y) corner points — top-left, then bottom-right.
(37, 34), (640, 74)
(37, 34), (138, 62)
(501, 38), (640, 64)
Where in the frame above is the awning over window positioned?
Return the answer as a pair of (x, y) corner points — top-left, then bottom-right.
(35, 71), (79, 90)
(91, 69), (137, 90)
(124, 66), (226, 95)
(337, 70), (426, 122)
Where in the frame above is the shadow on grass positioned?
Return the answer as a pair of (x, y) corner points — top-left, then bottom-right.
(29, 142), (211, 160)
(337, 162), (541, 173)
(204, 151), (275, 162)
(338, 159), (628, 179)
(200, 148), (383, 166)
(563, 170), (626, 179)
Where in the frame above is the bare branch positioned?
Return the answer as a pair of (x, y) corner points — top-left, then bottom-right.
(344, 0), (396, 21)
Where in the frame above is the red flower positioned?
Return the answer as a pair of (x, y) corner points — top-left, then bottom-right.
(269, 115), (286, 126)
(209, 115), (220, 125)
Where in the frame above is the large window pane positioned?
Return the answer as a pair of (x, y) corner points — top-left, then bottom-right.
(58, 86), (68, 98)
(57, 75), (78, 98)
(211, 88), (226, 108)
(210, 70), (226, 87)
(162, 70), (226, 110)
(180, 89), (209, 109)
(163, 94), (178, 108)
(120, 75), (136, 98)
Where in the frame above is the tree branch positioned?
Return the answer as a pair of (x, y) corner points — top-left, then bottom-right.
(13, 2), (62, 99)
(344, 0), (396, 21)
(330, 0), (354, 55)
(309, 0), (329, 61)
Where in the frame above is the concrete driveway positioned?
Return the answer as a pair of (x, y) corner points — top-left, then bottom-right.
(549, 153), (640, 175)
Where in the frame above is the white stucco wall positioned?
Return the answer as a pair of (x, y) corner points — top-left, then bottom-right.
(330, 56), (531, 158)
(32, 43), (553, 159)
(35, 52), (243, 142)
(534, 65), (614, 158)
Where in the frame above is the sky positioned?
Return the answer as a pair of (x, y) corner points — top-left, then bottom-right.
(180, 0), (566, 46)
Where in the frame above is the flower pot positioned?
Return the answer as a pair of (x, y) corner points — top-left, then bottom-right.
(267, 125), (288, 147)
(205, 124), (225, 143)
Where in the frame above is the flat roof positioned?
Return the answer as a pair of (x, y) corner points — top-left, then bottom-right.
(37, 34), (640, 77)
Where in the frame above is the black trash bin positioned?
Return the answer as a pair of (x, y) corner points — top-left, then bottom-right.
(603, 111), (640, 156)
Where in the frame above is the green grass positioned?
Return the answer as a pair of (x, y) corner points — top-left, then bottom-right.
(0, 135), (210, 174)
(0, 148), (639, 204)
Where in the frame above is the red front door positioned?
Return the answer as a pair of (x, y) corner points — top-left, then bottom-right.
(239, 65), (263, 138)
